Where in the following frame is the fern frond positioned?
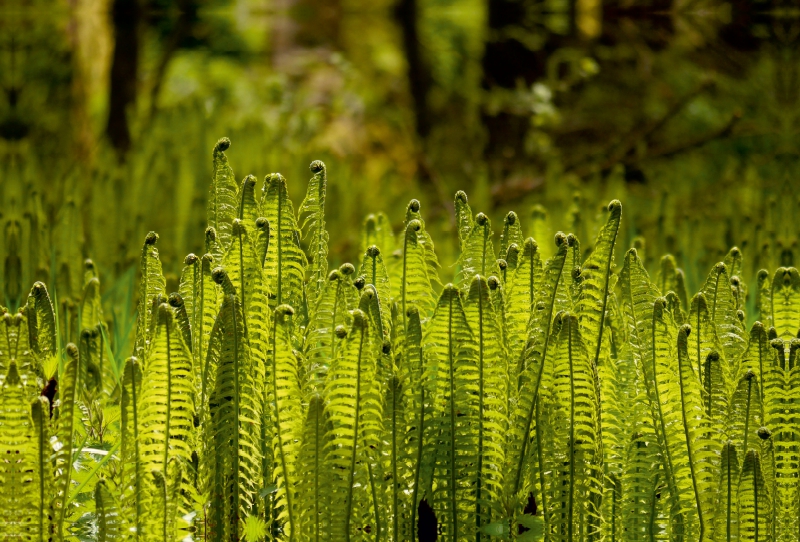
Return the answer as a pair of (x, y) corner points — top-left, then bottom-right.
(120, 356), (144, 540)
(756, 270), (772, 328)
(207, 271), (263, 540)
(359, 246), (393, 340)
(505, 233), (569, 500)
(456, 213), (498, 289)
(27, 281), (56, 358)
(299, 161), (329, 309)
(771, 267), (800, 340)
(399, 219), (436, 333)
(238, 174), (261, 228)
(464, 274), (508, 534)
(702, 262), (746, 387)
(262, 173), (308, 312)
(505, 238), (542, 363)
(208, 137), (240, 253)
(269, 305), (303, 540)
(677, 323), (718, 540)
(714, 442), (739, 542)
(0, 361), (39, 539)
(578, 200), (621, 365)
(499, 211), (523, 259)
(134, 232), (166, 357)
(96, 479), (122, 541)
(324, 309), (380, 541)
(426, 284), (478, 540)
(304, 266), (357, 388)
(298, 394), (331, 542)
(738, 450), (771, 541)
(404, 200), (441, 288)
(540, 313), (601, 542)
(52, 343), (82, 539)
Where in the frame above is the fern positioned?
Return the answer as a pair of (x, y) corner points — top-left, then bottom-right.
(262, 173), (308, 313)
(299, 160), (329, 309)
(464, 274), (508, 536)
(426, 284), (478, 539)
(325, 309), (380, 541)
(207, 270), (263, 540)
(208, 138), (240, 254)
(269, 305), (304, 540)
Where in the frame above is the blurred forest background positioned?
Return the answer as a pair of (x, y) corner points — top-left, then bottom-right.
(1, 0), (799, 309)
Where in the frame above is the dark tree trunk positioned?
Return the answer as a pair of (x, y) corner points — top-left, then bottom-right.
(106, 0), (141, 156)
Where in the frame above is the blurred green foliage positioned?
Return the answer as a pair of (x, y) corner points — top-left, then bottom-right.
(1, 0), (799, 308)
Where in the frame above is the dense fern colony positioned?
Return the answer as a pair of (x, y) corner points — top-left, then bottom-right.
(3, 137), (800, 542)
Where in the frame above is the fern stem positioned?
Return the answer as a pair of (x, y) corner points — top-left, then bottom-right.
(391, 379), (400, 542)
(567, 317), (576, 542)
(476, 277), (485, 542)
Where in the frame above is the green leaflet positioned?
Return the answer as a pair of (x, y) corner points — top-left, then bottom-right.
(262, 173), (308, 313)
(465, 275), (508, 537)
(324, 309), (380, 542)
(714, 442), (739, 542)
(457, 212), (498, 289)
(208, 137), (240, 254)
(0, 361), (38, 539)
(207, 273), (263, 540)
(31, 395), (50, 541)
(134, 232), (166, 357)
(205, 226), (225, 265)
(426, 284), (478, 541)
(404, 200), (442, 289)
(269, 305), (304, 540)
(299, 160), (329, 309)
(381, 373), (405, 542)
(738, 450), (771, 542)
